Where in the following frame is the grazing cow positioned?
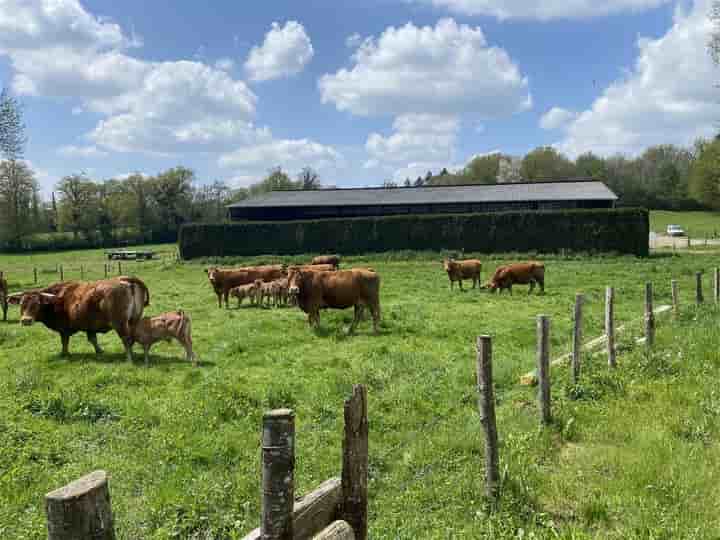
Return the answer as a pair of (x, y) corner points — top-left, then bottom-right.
(229, 283), (259, 307)
(131, 310), (197, 367)
(0, 271), (7, 322)
(7, 277), (150, 360)
(287, 264), (336, 273)
(311, 255), (340, 270)
(484, 262), (545, 295)
(442, 259), (482, 290)
(205, 265), (286, 309)
(287, 268), (381, 333)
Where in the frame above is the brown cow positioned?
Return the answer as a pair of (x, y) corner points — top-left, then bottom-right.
(229, 282), (260, 307)
(287, 264), (336, 273)
(287, 268), (380, 333)
(484, 262), (545, 295)
(442, 259), (482, 290)
(205, 265), (286, 309)
(7, 277), (150, 360)
(131, 310), (197, 367)
(311, 255), (340, 269)
(0, 271), (7, 322)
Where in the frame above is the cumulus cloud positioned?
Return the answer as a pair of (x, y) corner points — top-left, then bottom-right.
(539, 107), (579, 130)
(244, 21), (314, 82)
(413, 0), (670, 20)
(319, 18), (531, 118)
(366, 113), (459, 164)
(557, 0), (720, 157)
(219, 138), (342, 175)
(214, 57), (235, 71)
(57, 145), (108, 158)
(345, 33), (363, 48)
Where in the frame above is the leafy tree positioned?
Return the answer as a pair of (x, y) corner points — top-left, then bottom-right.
(575, 152), (607, 180)
(150, 167), (195, 234)
(520, 146), (577, 180)
(249, 167), (296, 197)
(690, 138), (720, 209)
(297, 167), (321, 190)
(56, 174), (99, 239)
(465, 154), (501, 184)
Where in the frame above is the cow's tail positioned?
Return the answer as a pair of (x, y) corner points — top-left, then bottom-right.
(119, 277), (150, 307)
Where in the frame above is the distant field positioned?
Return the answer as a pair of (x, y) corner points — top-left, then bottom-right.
(1, 246), (720, 538)
(650, 210), (720, 237)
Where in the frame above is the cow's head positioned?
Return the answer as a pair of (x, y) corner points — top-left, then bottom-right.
(287, 268), (304, 297)
(442, 259), (454, 272)
(205, 267), (220, 283)
(8, 291), (59, 326)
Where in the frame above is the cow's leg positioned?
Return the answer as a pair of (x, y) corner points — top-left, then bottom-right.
(538, 278), (545, 295)
(224, 290), (230, 309)
(86, 332), (104, 355)
(449, 280), (454, 290)
(2, 302), (6, 321)
(349, 305), (362, 334)
(458, 280), (464, 291)
(60, 333), (70, 356)
(370, 303), (381, 334)
(143, 344), (150, 366)
(216, 293), (222, 309)
(118, 332), (133, 362)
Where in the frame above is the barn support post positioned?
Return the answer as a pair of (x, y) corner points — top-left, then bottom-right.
(537, 315), (552, 426)
(477, 335), (500, 503)
(645, 283), (655, 350)
(605, 286), (616, 368)
(671, 280), (679, 320)
(341, 385), (368, 540)
(45, 470), (115, 540)
(572, 293), (584, 385)
(696, 272), (704, 305)
(261, 409), (295, 540)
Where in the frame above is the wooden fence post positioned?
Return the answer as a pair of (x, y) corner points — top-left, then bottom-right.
(118, 262), (122, 275)
(605, 286), (616, 368)
(59, 265), (64, 282)
(45, 470), (115, 540)
(687, 235), (691, 248)
(341, 385), (368, 540)
(696, 272), (704, 305)
(34, 267), (37, 284)
(261, 409), (295, 540)
(80, 265), (84, 280)
(671, 280), (679, 320)
(476, 335), (500, 503)
(104, 264), (108, 279)
(572, 294), (584, 385)
(714, 268), (720, 304)
(645, 282), (655, 349)
(537, 315), (552, 426)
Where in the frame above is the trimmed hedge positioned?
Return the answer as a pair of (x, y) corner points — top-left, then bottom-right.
(178, 208), (649, 259)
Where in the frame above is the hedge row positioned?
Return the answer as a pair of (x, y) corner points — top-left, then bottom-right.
(178, 208), (649, 259)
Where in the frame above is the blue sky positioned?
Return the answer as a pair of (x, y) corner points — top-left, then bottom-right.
(0, 0), (716, 196)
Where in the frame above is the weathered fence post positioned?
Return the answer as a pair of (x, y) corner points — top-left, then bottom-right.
(714, 268), (720, 304)
(45, 470), (115, 540)
(477, 335), (500, 503)
(80, 265), (84, 280)
(314, 521), (356, 540)
(671, 280), (679, 319)
(59, 265), (64, 282)
(605, 286), (616, 368)
(645, 282), (655, 350)
(687, 235), (691, 248)
(572, 293), (584, 385)
(341, 385), (368, 540)
(261, 409), (295, 540)
(34, 267), (37, 284)
(537, 315), (552, 426)
(696, 272), (704, 305)
(104, 264), (108, 278)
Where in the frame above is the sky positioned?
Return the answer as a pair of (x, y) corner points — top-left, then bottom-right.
(0, 0), (718, 196)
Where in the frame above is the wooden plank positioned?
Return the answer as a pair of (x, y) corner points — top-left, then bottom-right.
(243, 478), (342, 540)
(312, 521), (355, 540)
(520, 304), (672, 385)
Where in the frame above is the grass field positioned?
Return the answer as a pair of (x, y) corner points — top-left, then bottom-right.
(650, 210), (720, 237)
(2, 245), (720, 538)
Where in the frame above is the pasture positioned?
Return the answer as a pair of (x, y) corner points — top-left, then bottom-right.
(650, 210), (720, 237)
(1, 245), (720, 538)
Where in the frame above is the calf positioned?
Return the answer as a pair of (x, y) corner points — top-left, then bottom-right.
(205, 265), (286, 309)
(131, 310), (197, 367)
(484, 262), (545, 295)
(442, 259), (482, 290)
(288, 267), (381, 334)
(229, 283), (259, 307)
(271, 277), (290, 307)
(0, 271), (7, 322)
(311, 255), (340, 270)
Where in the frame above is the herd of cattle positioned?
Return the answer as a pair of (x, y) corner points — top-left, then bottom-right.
(0, 256), (544, 366)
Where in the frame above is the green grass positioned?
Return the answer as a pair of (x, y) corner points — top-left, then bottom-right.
(1, 245), (720, 538)
(650, 210), (720, 237)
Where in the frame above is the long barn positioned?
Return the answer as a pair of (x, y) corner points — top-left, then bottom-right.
(228, 180), (618, 221)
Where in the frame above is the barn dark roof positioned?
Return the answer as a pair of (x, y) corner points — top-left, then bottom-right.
(228, 180), (617, 208)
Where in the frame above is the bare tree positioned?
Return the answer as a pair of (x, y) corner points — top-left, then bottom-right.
(297, 166), (321, 190)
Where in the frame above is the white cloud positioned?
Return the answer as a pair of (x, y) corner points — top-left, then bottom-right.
(244, 21), (314, 82)
(219, 138), (343, 176)
(413, 0), (670, 20)
(557, 0), (720, 157)
(57, 144), (108, 158)
(214, 57), (235, 71)
(539, 107), (579, 130)
(366, 113), (459, 164)
(345, 33), (363, 48)
(319, 18), (531, 118)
